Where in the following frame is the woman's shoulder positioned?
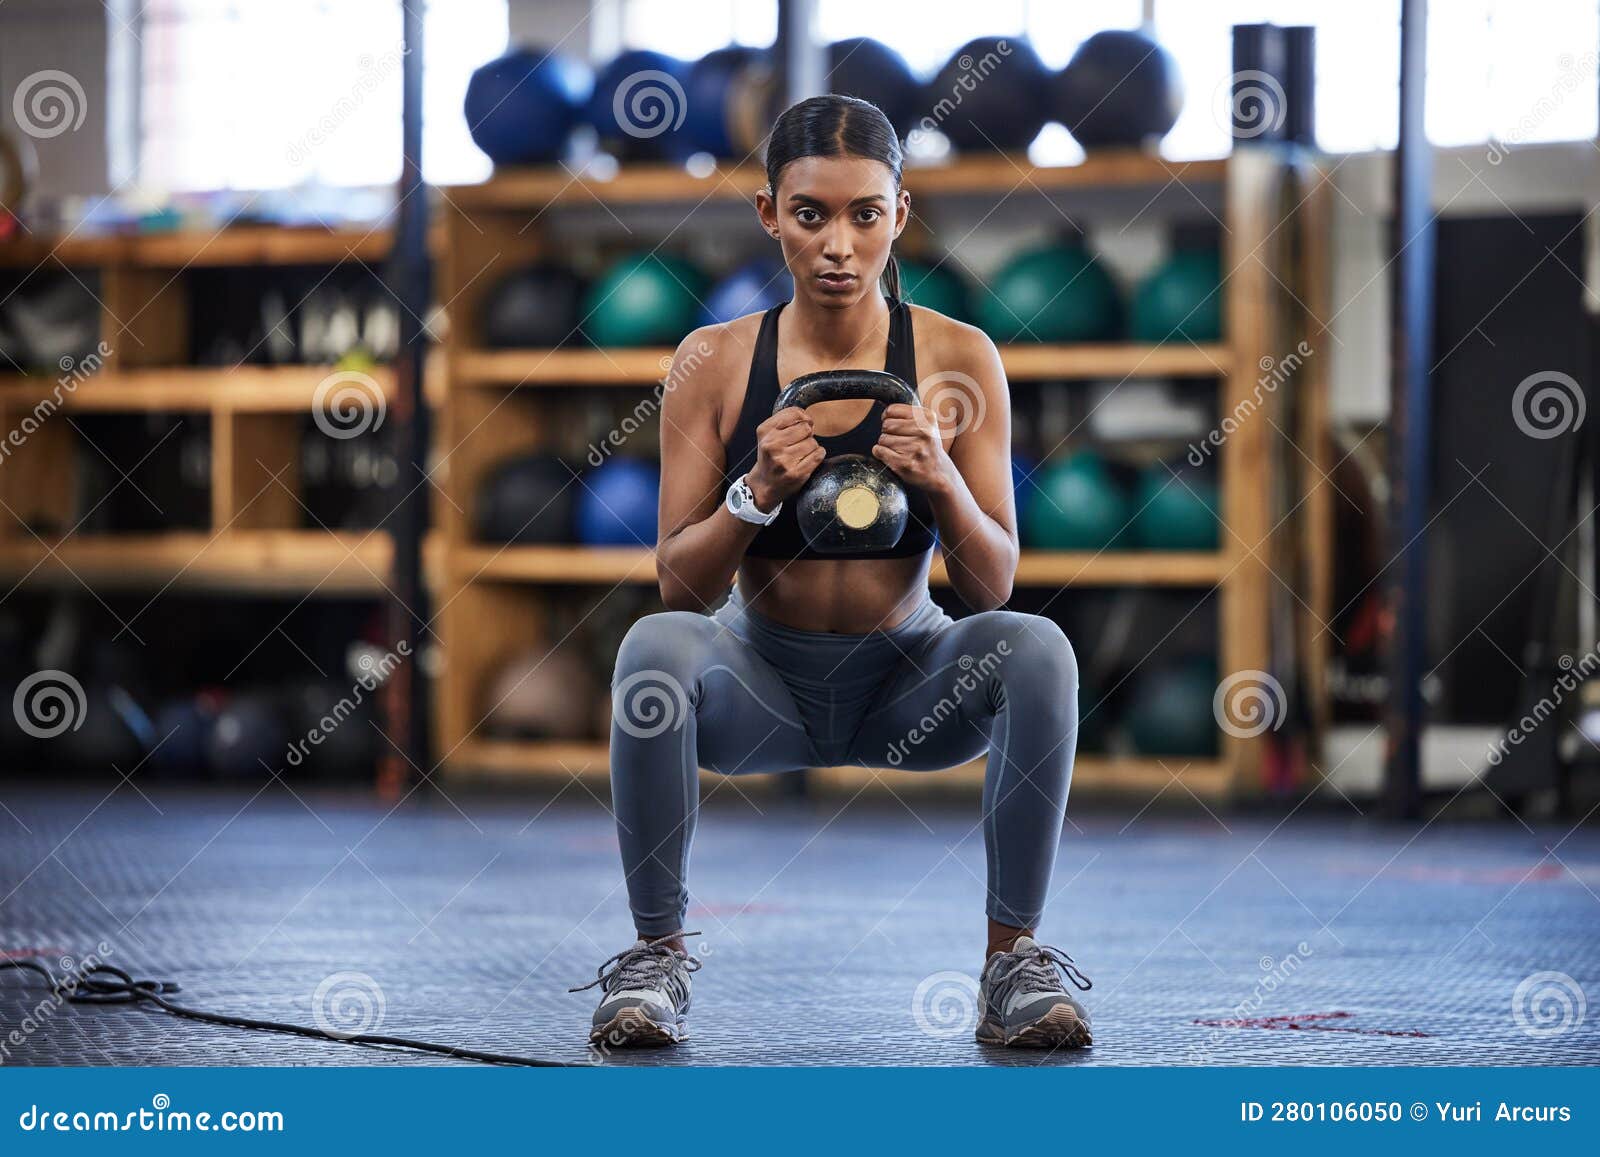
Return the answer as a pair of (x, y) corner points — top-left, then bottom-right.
(903, 302), (1002, 376)
(674, 311), (766, 369)
(661, 313), (767, 410)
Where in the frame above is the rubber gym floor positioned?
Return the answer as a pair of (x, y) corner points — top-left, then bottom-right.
(1, 781), (1597, 1067)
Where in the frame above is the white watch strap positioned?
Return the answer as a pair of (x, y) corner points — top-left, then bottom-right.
(729, 476), (780, 525)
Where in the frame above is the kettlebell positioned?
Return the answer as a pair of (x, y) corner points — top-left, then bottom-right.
(773, 369), (920, 554)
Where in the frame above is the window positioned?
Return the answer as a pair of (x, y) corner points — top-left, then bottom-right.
(1426, 0), (1598, 150)
(617, 0), (1598, 159)
(618, 0), (776, 59)
(1153, 0), (1404, 157)
(138, 0), (506, 193)
(1156, 0), (1600, 156)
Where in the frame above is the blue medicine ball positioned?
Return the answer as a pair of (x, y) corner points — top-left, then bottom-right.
(1011, 451), (1039, 528)
(701, 260), (793, 325)
(149, 698), (217, 778)
(828, 38), (922, 140)
(205, 693), (289, 780)
(588, 50), (693, 161)
(464, 47), (592, 166)
(578, 458), (660, 546)
(684, 45), (771, 158)
(929, 37), (1053, 152)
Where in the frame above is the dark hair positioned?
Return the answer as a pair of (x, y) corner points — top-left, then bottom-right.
(764, 94), (903, 302)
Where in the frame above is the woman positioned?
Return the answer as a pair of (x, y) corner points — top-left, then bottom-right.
(571, 96), (1089, 1051)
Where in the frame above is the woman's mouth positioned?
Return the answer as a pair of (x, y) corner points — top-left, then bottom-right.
(816, 272), (857, 292)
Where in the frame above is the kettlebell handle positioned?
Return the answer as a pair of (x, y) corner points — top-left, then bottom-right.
(772, 369), (919, 415)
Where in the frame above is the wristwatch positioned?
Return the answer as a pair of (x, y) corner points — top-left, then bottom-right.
(726, 475), (780, 525)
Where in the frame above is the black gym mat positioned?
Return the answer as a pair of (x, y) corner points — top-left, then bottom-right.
(1, 782), (1596, 1066)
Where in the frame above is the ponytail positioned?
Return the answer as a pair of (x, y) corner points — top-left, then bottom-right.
(881, 253), (902, 303)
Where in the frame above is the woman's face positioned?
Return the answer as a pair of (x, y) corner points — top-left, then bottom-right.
(758, 155), (910, 311)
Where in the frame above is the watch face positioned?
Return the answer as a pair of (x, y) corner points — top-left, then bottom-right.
(730, 487), (745, 512)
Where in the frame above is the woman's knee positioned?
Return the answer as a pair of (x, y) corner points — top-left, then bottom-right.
(967, 611), (1077, 692)
(613, 611), (714, 686)
(611, 612), (716, 740)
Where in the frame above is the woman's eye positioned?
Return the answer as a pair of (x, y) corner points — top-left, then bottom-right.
(857, 208), (881, 224)
(796, 208), (821, 224)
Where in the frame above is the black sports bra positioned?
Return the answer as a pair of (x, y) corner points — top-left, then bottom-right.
(722, 298), (938, 561)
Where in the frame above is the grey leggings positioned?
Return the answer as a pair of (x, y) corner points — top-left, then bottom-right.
(608, 586), (1079, 937)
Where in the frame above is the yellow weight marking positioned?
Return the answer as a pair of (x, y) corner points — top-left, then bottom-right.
(836, 486), (880, 529)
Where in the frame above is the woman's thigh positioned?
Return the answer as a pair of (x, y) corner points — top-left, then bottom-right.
(844, 610), (1075, 772)
(613, 611), (817, 776)
(844, 620), (1003, 772)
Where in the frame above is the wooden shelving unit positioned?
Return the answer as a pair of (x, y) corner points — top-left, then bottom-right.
(0, 365), (396, 413)
(0, 226), (396, 596)
(448, 543), (1227, 588)
(435, 151), (1329, 799)
(0, 225), (392, 270)
(445, 153), (1229, 211)
(454, 342), (1231, 388)
(449, 736), (1230, 798)
(0, 531), (394, 594)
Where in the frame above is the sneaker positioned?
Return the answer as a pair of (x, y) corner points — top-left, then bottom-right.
(975, 936), (1093, 1049)
(569, 932), (702, 1047)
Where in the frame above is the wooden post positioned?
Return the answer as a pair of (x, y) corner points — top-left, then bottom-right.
(1220, 148), (1283, 790)
(211, 410), (299, 530)
(1297, 164), (1335, 742)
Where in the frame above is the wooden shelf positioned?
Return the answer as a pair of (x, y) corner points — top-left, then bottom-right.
(447, 738), (1232, 797)
(902, 153), (1227, 196)
(452, 739), (613, 779)
(455, 343), (1227, 388)
(455, 544), (658, 584)
(0, 531), (393, 594)
(456, 348), (672, 387)
(0, 226), (392, 269)
(124, 226), (392, 268)
(0, 235), (126, 268)
(1005, 551), (1225, 586)
(446, 152), (1227, 211)
(809, 756), (1232, 797)
(1001, 342), (1228, 379)
(451, 544), (1225, 588)
(0, 365), (396, 412)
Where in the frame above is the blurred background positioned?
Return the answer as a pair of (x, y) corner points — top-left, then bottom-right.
(0, 0), (1595, 817)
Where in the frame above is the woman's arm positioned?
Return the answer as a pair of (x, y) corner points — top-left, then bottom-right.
(874, 323), (1017, 610)
(654, 328), (823, 611)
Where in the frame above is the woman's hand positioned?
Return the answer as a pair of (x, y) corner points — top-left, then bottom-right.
(873, 403), (958, 496)
(746, 407), (824, 511)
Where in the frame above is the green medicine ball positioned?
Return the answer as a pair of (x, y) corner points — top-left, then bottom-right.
(1130, 250), (1223, 343)
(1131, 465), (1220, 551)
(1125, 661), (1220, 757)
(1075, 679), (1111, 755)
(978, 243), (1122, 343)
(1021, 450), (1130, 551)
(896, 258), (973, 322)
(584, 253), (709, 347)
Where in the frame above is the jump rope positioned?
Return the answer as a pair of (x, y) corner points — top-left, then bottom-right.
(0, 956), (577, 1067)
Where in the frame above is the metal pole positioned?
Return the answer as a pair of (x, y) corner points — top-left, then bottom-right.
(1384, 0), (1434, 819)
(379, 0), (430, 799)
(775, 0), (825, 106)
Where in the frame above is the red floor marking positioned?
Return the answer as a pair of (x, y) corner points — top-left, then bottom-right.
(1325, 861), (1579, 885)
(1385, 863), (1568, 885)
(562, 835), (621, 852)
(1192, 1011), (1432, 1038)
(687, 902), (786, 917)
(0, 947), (69, 962)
